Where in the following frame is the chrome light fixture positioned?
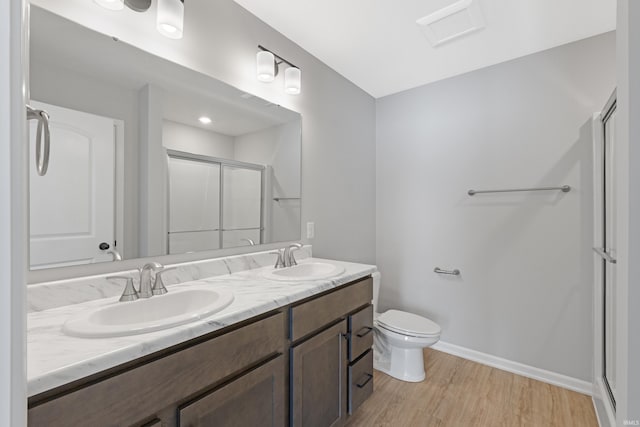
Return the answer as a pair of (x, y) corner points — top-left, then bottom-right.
(256, 45), (302, 95)
(94, 0), (184, 40)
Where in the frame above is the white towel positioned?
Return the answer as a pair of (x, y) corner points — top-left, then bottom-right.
(371, 271), (381, 312)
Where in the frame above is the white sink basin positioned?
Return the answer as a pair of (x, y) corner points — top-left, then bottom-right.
(262, 262), (345, 281)
(62, 287), (234, 338)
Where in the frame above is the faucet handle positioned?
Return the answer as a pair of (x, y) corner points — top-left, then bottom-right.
(107, 276), (139, 302)
(269, 250), (286, 269)
(152, 267), (176, 296)
(288, 243), (303, 266)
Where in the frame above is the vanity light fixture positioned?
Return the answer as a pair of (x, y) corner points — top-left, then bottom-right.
(157, 0), (185, 39)
(257, 51), (276, 82)
(94, 0), (184, 40)
(284, 67), (301, 95)
(256, 45), (302, 95)
(198, 116), (212, 124)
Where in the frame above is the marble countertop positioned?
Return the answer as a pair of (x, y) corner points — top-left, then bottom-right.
(27, 258), (377, 397)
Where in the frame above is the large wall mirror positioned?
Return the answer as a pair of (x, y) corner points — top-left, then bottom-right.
(29, 7), (302, 271)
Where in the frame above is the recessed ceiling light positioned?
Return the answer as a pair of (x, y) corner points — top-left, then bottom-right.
(198, 116), (212, 124)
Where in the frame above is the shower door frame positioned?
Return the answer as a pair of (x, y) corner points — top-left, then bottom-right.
(592, 89), (617, 426)
(166, 149), (265, 253)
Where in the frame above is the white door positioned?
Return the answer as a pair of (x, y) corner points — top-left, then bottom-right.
(29, 101), (116, 270)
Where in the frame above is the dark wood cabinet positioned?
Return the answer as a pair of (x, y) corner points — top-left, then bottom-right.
(348, 350), (374, 415)
(28, 276), (374, 427)
(348, 304), (374, 362)
(290, 321), (347, 427)
(179, 355), (285, 427)
(28, 312), (285, 427)
(289, 277), (373, 427)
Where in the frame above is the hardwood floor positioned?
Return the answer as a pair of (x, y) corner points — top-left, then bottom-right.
(347, 349), (597, 427)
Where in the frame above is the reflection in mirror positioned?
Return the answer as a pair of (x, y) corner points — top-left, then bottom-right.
(29, 7), (301, 271)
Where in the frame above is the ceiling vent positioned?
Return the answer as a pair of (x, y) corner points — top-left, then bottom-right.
(416, 0), (485, 47)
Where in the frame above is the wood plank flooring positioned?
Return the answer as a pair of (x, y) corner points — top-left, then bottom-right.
(347, 349), (597, 427)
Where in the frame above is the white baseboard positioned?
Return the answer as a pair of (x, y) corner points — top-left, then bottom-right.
(592, 378), (616, 427)
(431, 341), (592, 396)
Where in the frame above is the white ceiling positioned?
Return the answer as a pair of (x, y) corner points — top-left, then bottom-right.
(234, 0), (616, 98)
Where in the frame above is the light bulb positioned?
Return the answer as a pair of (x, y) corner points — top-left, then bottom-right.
(157, 0), (184, 39)
(284, 67), (301, 95)
(257, 51), (276, 82)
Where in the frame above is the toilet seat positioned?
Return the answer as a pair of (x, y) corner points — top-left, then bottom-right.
(377, 309), (441, 338)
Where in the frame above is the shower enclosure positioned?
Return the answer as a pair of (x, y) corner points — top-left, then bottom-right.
(167, 150), (265, 254)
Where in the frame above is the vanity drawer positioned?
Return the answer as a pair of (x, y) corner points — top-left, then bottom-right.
(348, 304), (373, 362)
(28, 312), (285, 427)
(289, 277), (372, 342)
(178, 355), (285, 427)
(348, 350), (374, 415)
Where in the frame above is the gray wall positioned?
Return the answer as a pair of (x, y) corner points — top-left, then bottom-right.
(615, 0), (640, 421)
(235, 122), (302, 243)
(376, 32), (615, 381)
(163, 121), (235, 159)
(31, 0), (377, 281)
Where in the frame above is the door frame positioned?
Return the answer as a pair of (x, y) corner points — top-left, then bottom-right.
(165, 149), (265, 252)
(592, 89), (617, 427)
(114, 119), (125, 259)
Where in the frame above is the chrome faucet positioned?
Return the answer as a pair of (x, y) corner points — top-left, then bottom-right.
(139, 262), (164, 298)
(270, 250), (286, 269)
(107, 276), (139, 302)
(270, 244), (303, 269)
(107, 248), (123, 261)
(152, 267), (176, 296)
(241, 238), (256, 246)
(284, 243), (303, 267)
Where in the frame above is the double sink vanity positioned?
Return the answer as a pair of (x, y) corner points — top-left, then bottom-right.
(25, 6), (374, 426)
(27, 249), (377, 426)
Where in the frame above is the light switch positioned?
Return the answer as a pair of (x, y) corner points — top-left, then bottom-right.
(306, 222), (315, 239)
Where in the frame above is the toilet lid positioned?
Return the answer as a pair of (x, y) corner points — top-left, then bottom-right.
(377, 310), (441, 337)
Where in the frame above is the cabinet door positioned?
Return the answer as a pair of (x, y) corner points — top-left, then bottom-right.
(179, 355), (285, 427)
(291, 321), (347, 427)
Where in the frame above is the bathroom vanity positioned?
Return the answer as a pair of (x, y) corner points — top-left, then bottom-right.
(27, 258), (375, 427)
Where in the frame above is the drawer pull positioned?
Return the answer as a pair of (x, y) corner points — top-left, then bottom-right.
(356, 373), (373, 388)
(355, 326), (373, 338)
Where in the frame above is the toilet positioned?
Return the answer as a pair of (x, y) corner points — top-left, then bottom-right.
(372, 272), (441, 382)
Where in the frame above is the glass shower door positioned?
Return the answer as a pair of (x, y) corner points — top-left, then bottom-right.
(167, 157), (221, 254)
(601, 97), (617, 408)
(221, 165), (263, 248)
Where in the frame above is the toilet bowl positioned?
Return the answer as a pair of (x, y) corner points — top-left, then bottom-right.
(372, 272), (441, 382)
